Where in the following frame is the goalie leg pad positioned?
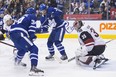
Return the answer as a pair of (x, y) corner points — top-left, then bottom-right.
(75, 56), (93, 65)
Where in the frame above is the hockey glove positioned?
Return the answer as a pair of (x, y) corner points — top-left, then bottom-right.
(36, 27), (48, 33)
(29, 34), (37, 42)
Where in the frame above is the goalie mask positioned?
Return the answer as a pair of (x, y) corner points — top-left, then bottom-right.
(73, 20), (83, 31)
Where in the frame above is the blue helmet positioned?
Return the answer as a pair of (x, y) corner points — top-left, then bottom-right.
(25, 7), (36, 14)
(0, 11), (4, 14)
(39, 3), (47, 11)
(0, 9), (4, 14)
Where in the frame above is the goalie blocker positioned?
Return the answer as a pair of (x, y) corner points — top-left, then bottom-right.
(73, 20), (108, 68)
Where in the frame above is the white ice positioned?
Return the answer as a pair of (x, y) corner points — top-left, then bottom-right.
(0, 38), (116, 77)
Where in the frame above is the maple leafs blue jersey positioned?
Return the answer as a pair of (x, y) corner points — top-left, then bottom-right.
(40, 15), (49, 28)
(36, 15), (49, 33)
(39, 5), (67, 57)
(9, 13), (39, 67)
(37, 7), (66, 33)
(47, 7), (64, 28)
(10, 14), (37, 40)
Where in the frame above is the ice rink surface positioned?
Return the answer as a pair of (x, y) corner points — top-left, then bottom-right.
(0, 38), (116, 77)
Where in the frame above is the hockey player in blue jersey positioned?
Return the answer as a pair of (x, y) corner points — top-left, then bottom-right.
(3, 8), (44, 76)
(38, 3), (68, 60)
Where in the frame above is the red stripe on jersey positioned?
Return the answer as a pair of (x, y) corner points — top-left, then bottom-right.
(84, 38), (94, 44)
(86, 44), (94, 46)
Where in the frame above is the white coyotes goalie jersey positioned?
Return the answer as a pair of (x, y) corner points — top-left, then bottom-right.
(77, 25), (106, 52)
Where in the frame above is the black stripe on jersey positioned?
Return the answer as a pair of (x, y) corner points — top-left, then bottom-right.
(80, 31), (94, 44)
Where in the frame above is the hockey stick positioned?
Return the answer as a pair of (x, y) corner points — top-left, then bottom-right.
(65, 22), (74, 33)
(36, 18), (50, 33)
(105, 39), (114, 44)
(0, 41), (15, 48)
(68, 56), (75, 62)
(53, 55), (62, 63)
(67, 39), (115, 62)
(38, 18), (49, 28)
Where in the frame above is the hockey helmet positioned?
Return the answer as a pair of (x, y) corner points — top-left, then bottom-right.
(25, 7), (36, 14)
(3, 14), (12, 24)
(39, 3), (47, 11)
(0, 10), (4, 14)
(73, 20), (83, 31)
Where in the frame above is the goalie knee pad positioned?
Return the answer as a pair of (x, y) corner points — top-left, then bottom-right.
(75, 56), (93, 65)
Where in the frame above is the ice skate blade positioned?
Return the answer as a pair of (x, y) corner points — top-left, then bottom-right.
(29, 71), (44, 76)
(45, 58), (55, 61)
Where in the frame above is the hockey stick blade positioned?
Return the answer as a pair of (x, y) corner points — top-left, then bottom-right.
(53, 55), (63, 63)
(68, 57), (75, 62)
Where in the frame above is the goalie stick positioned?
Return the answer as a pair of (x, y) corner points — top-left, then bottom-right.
(68, 56), (75, 62)
(105, 39), (114, 44)
(67, 39), (115, 63)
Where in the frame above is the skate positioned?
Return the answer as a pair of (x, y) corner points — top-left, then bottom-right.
(29, 66), (44, 76)
(60, 55), (68, 60)
(99, 54), (109, 61)
(100, 57), (109, 62)
(45, 54), (54, 60)
(93, 57), (109, 69)
(14, 58), (27, 67)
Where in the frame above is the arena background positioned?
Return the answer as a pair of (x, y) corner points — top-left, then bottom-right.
(35, 20), (116, 39)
